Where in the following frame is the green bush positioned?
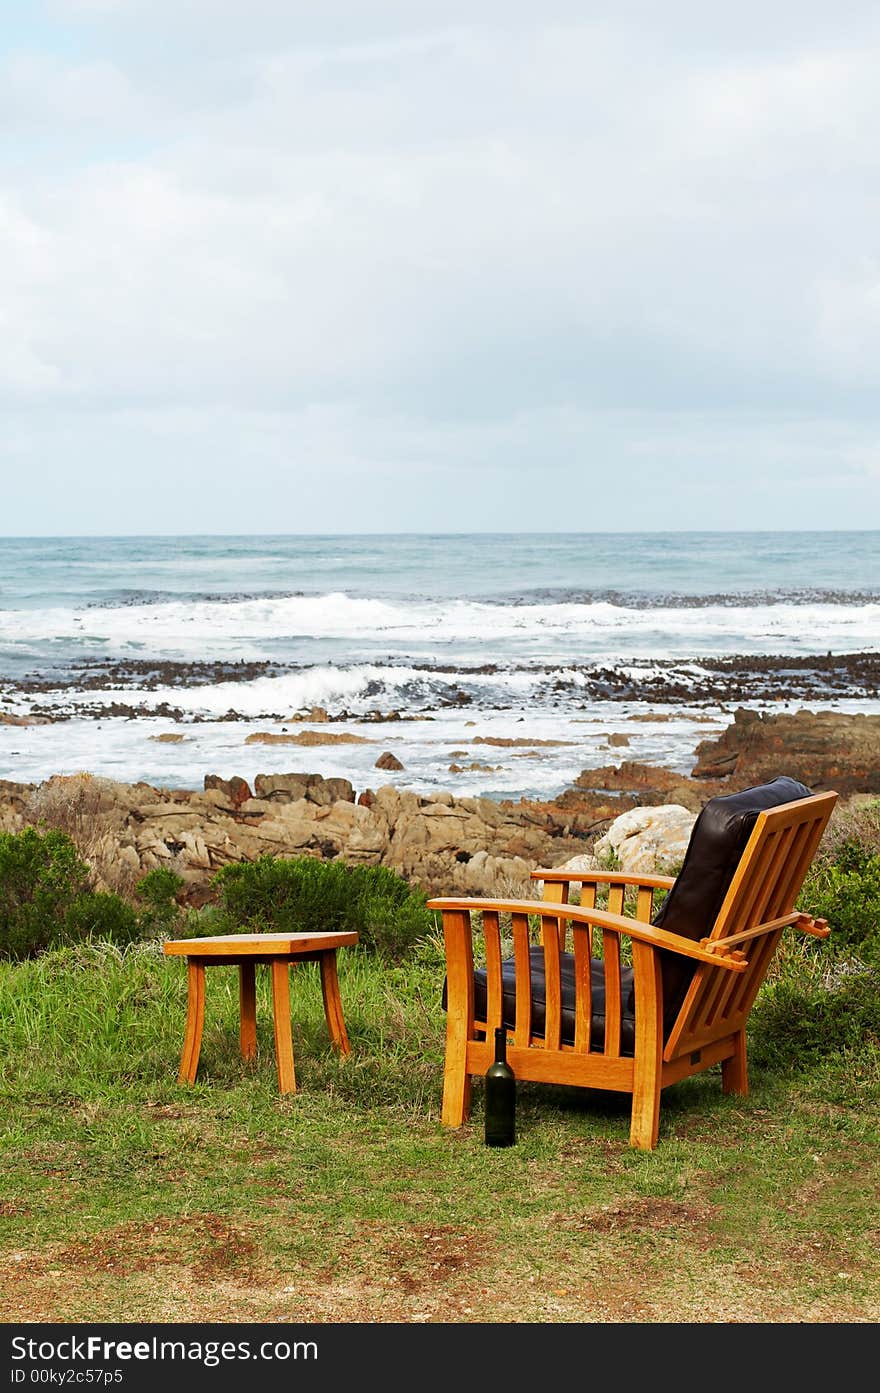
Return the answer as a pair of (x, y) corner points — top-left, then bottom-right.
(0, 827), (90, 958)
(750, 962), (880, 1070)
(62, 890), (141, 947)
(209, 855), (434, 960)
(797, 842), (880, 961)
(0, 827), (183, 959)
(134, 866), (185, 936)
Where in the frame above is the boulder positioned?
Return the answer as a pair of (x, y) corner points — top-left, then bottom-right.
(592, 804), (697, 874)
(692, 707), (880, 792)
(375, 751), (405, 771)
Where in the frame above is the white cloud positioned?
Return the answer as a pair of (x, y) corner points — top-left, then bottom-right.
(2, 2), (880, 530)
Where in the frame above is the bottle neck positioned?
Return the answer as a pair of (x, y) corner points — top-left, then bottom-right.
(494, 1028), (507, 1063)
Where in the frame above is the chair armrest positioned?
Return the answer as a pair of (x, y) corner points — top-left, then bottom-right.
(427, 896), (748, 971)
(532, 868), (677, 891)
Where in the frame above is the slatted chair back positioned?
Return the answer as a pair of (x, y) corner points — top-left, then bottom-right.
(664, 789), (837, 1060)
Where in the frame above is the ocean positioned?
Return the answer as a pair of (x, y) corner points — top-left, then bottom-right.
(1, 531), (879, 800)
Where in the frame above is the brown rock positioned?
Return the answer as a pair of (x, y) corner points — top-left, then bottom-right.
(244, 731), (371, 746)
(204, 774), (253, 807)
(471, 735), (575, 747)
(375, 752), (405, 771)
(691, 707), (880, 793)
(574, 761), (685, 796)
(253, 773), (355, 805)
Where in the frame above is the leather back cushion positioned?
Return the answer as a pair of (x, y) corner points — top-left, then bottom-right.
(652, 774), (813, 1026)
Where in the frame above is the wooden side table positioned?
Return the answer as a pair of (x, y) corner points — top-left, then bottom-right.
(162, 931), (359, 1093)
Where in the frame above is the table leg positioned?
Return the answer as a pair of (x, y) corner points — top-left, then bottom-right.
(178, 959), (206, 1085)
(270, 958), (297, 1094)
(319, 950), (351, 1055)
(239, 961), (257, 1061)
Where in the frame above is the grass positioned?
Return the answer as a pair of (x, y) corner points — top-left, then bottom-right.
(2, 930), (878, 1325)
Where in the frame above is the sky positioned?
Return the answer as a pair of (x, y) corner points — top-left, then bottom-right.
(1, 0), (880, 535)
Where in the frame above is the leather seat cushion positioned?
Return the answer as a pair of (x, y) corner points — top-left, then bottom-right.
(472, 947), (636, 1055)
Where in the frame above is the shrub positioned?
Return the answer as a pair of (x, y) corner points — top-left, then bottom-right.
(0, 827), (90, 959)
(797, 841), (880, 961)
(62, 890), (141, 948)
(134, 866), (185, 936)
(209, 855), (434, 960)
(750, 962), (880, 1071)
(23, 772), (137, 897)
(0, 827), (181, 959)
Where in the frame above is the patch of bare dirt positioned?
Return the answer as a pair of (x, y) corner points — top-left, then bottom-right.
(569, 1197), (718, 1243)
(53, 1214), (260, 1279)
(380, 1224), (489, 1292)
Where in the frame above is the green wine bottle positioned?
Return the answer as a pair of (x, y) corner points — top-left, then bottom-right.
(484, 1026), (516, 1146)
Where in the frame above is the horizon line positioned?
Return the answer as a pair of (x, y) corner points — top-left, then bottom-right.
(2, 527), (880, 542)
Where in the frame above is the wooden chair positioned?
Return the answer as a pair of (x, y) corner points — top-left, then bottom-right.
(429, 777), (837, 1149)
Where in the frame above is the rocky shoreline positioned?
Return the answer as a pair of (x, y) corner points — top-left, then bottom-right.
(2, 650), (880, 724)
(1, 707), (877, 904)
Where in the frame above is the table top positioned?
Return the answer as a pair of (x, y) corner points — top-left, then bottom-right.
(163, 931), (359, 957)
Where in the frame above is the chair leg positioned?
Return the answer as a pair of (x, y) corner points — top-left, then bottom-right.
(441, 1017), (472, 1127)
(319, 950), (351, 1055)
(630, 943), (664, 1151)
(722, 1028), (749, 1096)
(239, 962), (257, 1062)
(178, 959), (206, 1085)
(270, 959), (297, 1094)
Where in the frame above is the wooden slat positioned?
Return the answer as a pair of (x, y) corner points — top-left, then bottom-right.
(512, 912), (532, 1047)
(607, 884), (625, 918)
(630, 940), (664, 1150)
(569, 921), (591, 1053)
(534, 870), (676, 890)
(580, 883), (597, 912)
(483, 910), (503, 1034)
(541, 913), (562, 1050)
(701, 959), (740, 1031)
(724, 930), (781, 1023)
(440, 909), (475, 1127)
(636, 886), (655, 922)
(724, 825), (786, 935)
(540, 878), (568, 953)
(603, 931), (622, 1056)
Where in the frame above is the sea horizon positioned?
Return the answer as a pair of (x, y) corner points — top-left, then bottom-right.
(3, 526), (880, 539)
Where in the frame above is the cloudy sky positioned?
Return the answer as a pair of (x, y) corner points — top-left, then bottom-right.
(2, 1), (880, 535)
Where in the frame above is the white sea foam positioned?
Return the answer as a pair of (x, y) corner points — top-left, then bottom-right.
(4, 695), (880, 797)
(1, 591), (880, 661)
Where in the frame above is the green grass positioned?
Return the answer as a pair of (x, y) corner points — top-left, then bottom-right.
(2, 929), (878, 1324)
